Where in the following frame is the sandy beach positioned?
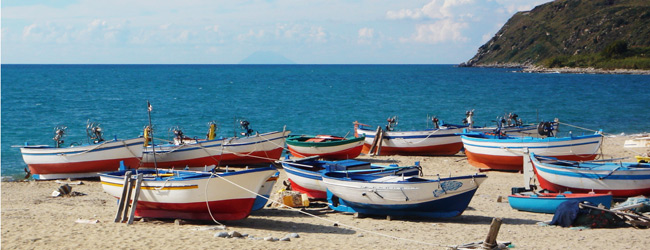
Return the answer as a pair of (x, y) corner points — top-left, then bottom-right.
(2, 135), (649, 250)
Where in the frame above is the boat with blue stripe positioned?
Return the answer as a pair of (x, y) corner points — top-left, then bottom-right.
(323, 171), (487, 218)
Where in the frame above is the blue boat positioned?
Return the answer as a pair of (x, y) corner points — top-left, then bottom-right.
(508, 191), (612, 214)
(323, 171), (487, 218)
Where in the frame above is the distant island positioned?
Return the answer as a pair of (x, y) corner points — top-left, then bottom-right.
(461, 0), (650, 74)
(239, 51), (296, 64)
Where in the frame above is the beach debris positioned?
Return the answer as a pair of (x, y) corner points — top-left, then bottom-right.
(285, 233), (300, 238)
(357, 234), (364, 237)
(55, 180), (83, 185)
(75, 218), (100, 224)
(214, 232), (229, 238)
(174, 219), (187, 226)
(51, 184), (86, 197)
(52, 184), (72, 197)
(228, 231), (243, 238)
(264, 237), (279, 242)
(277, 191), (310, 208)
(194, 225), (227, 231)
(452, 218), (510, 250)
(279, 237), (291, 241)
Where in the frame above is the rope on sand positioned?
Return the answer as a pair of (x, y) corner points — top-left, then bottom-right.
(209, 171), (449, 248)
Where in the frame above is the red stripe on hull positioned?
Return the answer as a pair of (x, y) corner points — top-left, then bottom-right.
(289, 179), (326, 199)
(132, 198), (255, 221)
(535, 174), (650, 197)
(288, 145), (363, 160)
(141, 148), (284, 168)
(361, 142), (462, 156)
(465, 151), (598, 171)
(28, 158), (140, 175)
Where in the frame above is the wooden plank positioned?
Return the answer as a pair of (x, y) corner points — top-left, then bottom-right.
(127, 173), (144, 225)
(120, 174), (135, 223)
(114, 171), (132, 222)
(367, 126), (382, 156)
(482, 218), (503, 249)
(376, 129), (384, 155)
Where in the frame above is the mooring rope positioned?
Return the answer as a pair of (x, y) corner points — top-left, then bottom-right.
(210, 171), (448, 248)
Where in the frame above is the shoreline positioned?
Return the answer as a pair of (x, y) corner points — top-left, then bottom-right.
(2, 136), (649, 249)
(461, 63), (650, 75)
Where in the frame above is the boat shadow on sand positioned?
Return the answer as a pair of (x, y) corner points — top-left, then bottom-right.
(226, 217), (356, 234)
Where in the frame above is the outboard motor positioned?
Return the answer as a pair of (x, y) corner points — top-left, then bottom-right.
(240, 120), (254, 136)
(465, 109), (475, 128)
(206, 121), (218, 140)
(172, 126), (185, 144)
(537, 121), (555, 137)
(53, 126), (67, 148)
(385, 116), (398, 131)
(86, 121), (104, 143)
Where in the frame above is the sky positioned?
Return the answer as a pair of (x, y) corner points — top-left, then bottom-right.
(1, 0), (552, 64)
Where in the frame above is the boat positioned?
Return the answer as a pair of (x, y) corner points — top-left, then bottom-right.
(460, 128), (603, 171)
(140, 121), (290, 170)
(281, 157), (422, 199)
(508, 191), (612, 214)
(251, 171), (279, 211)
(530, 152), (650, 197)
(18, 122), (144, 180)
(354, 116), (467, 156)
(323, 171), (488, 218)
(286, 134), (364, 160)
(100, 166), (278, 221)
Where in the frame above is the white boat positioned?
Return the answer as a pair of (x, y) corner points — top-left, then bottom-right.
(141, 130), (290, 170)
(354, 119), (466, 156)
(461, 131), (603, 171)
(530, 152), (650, 197)
(100, 166), (277, 221)
(323, 171), (487, 218)
(19, 123), (143, 180)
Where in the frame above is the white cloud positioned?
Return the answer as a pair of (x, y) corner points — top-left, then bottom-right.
(357, 27), (375, 44)
(407, 19), (469, 44)
(308, 26), (327, 43)
(387, 0), (475, 20)
(204, 25), (219, 32)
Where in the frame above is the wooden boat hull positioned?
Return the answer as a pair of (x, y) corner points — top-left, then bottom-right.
(141, 131), (289, 169)
(286, 135), (364, 160)
(282, 159), (420, 199)
(355, 125), (465, 156)
(100, 167), (277, 221)
(19, 138), (144, 180)
(461, 133), (603, 171)
(531, 153), (650, 197)
(508, 192), (612, 214)
(324, 173), (487, 218)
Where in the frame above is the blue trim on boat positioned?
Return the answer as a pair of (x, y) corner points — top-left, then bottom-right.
(461, 140), (601, 150)
(142, 134), (287, 155)
(21, 141), (144, 156)
(460, 133), (602, 144)
(327, 188), (479, 218)
(534, 163), (650, 180)
(101, 165), (277, 181)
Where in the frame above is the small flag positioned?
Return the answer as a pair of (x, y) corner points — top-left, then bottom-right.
(147, 101), (153, 112)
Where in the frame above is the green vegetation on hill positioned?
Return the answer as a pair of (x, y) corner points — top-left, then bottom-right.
(462, 0), (650, 70)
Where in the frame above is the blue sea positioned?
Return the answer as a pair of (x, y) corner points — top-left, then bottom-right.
(2, 64), (649, 179)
